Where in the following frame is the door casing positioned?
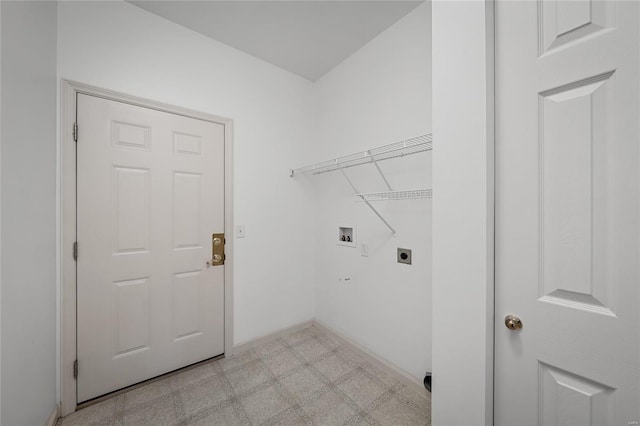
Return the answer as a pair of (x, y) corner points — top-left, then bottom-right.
(59, 80), (235, 416)
(431, 2), (495, 424)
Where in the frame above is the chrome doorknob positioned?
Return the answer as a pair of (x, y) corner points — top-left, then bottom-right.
(504, 314), (523, 331)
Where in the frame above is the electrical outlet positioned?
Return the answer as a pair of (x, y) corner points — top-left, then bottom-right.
(360, 243), (369, 257)
(397, 248), (412, 265)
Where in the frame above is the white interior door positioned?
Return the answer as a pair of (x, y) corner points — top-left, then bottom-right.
(76, 94), (225, 403)
(495, 1), (639, 424)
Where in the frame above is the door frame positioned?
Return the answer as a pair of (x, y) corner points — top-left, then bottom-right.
(431, 1), (495, 425)
(59, 80), (235, 415)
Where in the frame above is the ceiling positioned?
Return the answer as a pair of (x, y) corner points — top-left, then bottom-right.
(128, 1), (424, 81)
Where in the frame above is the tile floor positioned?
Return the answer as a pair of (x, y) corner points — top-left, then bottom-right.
(57, 326), (431, 425)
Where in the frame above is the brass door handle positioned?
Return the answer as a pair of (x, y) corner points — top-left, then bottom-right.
(207, 233), (225, 267)
(504, 314), (523, 331)
(207, 254), (222, 266)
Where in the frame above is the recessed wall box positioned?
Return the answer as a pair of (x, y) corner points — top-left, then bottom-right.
(397, 248), (412, 264)
(337, 225), (356, 247)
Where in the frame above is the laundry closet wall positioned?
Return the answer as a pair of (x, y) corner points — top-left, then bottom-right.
(310, 3), (432, 380)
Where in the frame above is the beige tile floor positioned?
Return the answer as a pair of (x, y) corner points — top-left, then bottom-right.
(58, 326), (431, 425)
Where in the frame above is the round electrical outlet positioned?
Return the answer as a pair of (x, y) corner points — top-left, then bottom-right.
(397, 248), (412, 265)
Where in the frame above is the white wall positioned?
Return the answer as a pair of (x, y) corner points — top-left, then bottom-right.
(432, 1), (494, 425)
(1, 1), (58, 425)
(311, 3), (432, 381)
(57, 0), (317, 347)
(0, 3), (3, 422)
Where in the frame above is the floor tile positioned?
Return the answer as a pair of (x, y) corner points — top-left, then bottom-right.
(58, 416), (113, 426)
(224, 361), (271, 394)
(240, 384), (292, 424)
(338, 348), (369, 366)
(60, 326), (430, 426)
(293, 338), (331, 362)
(254, 339), (287, 358)
(262, 349), (303, 377)
(363, 364), (403, 390)
(123, 379), (173, 410)
(188, 403), (244, 426)
(343, 413), (372, 426)
(281, 329), (311, 346)
(218, 351), (255, 372)
(305, 326), (325, 336)
(302, 389), (358, 425)
(313, 353), (356, 382)
(175, 362), (220, 389)
(315, 332), (342, 350)
(180, 378), (230, 416)
(279, 367), (325, 403)
(264, 408), (308, 426)
(123, 394), (178, 426)
(369, 396), (428, 426)
(395, 386), (431, 415)
(336, 370), (388, 408)
(57, 397), (117, 426)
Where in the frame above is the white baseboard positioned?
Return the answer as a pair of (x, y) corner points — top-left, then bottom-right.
(232, 320), (314, 354)
(45, 404), (60, 426)
(311, 320), (427, 395)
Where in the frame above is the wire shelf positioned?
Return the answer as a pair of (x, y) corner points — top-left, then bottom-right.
(354, 189), (432, 202)
(290, 134), (432, 177)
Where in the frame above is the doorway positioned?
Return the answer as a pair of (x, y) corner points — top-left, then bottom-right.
(494, 1), (640, 424)
(61, 81), (234, 413)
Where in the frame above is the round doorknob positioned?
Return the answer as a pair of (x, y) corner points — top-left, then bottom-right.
(504, 314), (523, 331)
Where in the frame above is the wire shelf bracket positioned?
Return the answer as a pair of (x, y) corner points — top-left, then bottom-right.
(339, 167), (396, 234)
(290, 134), (433, 234)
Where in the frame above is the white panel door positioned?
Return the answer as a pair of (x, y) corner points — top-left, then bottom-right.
(495, 1), (639, 425)
(77, 94), (225, 402)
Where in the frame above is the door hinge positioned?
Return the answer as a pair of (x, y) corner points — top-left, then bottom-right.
(73, 360), (78, 379)
(73, 242), (78, 261)
(73, 122), (78, 142)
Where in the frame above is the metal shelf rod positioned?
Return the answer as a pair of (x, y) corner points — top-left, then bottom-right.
(290, 134), (432, 177)
(354, 188), (432, 202)
(370, 152), (393, 192)
(339, 168), (396, 235)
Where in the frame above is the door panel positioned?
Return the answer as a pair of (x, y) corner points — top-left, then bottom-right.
(77, 94), (225, 402)
(495, 1), (639, 424)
